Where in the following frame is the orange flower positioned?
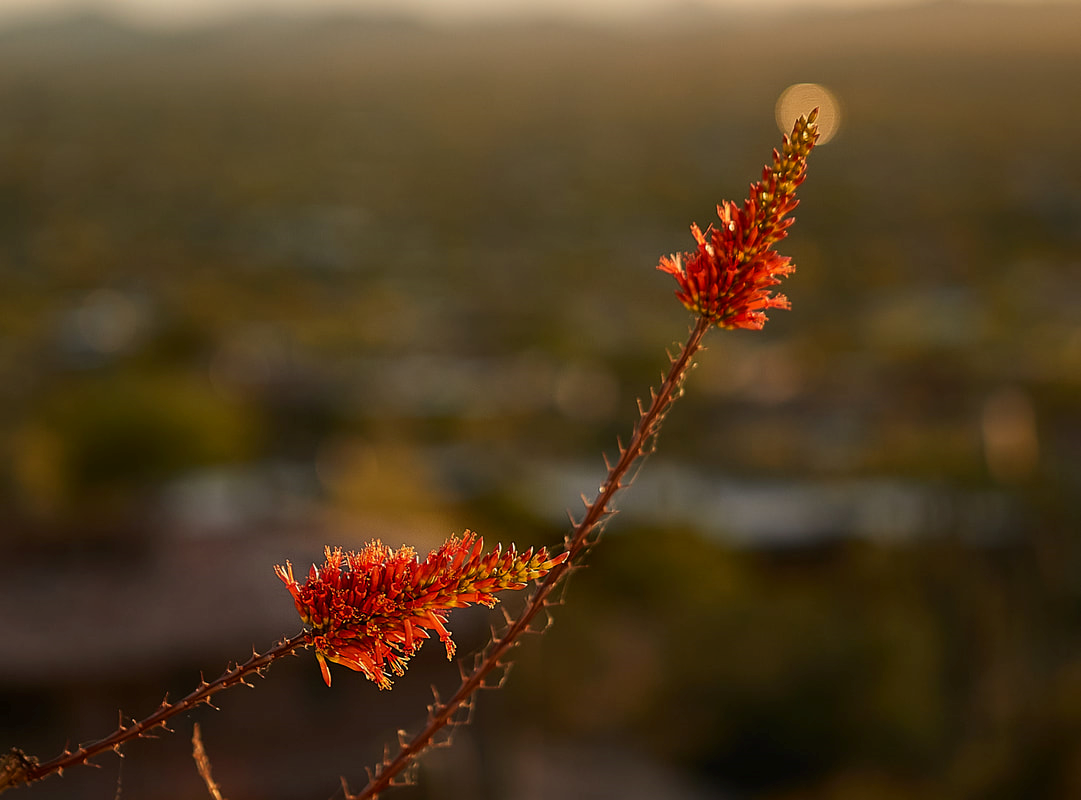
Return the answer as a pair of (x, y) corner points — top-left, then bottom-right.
(658, 110), (819, 330)
(275, 533), (568, 689)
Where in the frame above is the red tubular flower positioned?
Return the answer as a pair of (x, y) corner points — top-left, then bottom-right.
(275, 533), (568, 689)
(658, 110), (819, 330)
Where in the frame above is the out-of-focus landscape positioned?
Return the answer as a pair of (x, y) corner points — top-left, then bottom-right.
(2, 3), (1081, 799)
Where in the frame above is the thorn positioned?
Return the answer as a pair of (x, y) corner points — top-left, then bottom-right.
(461, 700), (476, 725)
(346, 774), (363, 800)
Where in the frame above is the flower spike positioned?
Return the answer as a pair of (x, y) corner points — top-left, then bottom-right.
(275, 533), (568, 689)
(658, 109), (819, 330)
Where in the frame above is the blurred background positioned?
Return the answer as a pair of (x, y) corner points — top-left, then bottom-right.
(2, 1), (1081, 798)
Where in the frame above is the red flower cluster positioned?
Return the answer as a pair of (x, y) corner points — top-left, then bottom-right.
(276, 533), (568, 688)
(658, 110), (819, 330)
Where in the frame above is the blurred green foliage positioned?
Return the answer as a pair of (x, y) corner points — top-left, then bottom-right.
(14, 369), (260, 523)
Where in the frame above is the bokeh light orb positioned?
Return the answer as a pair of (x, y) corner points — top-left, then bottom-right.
(776, 83), (840, 144)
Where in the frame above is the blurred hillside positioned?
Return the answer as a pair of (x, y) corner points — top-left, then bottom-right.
(2, 3), (1081, 800)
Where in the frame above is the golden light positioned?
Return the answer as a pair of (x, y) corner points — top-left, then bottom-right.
(775, 83), (841, 144)
(981, 386), (1039, 483)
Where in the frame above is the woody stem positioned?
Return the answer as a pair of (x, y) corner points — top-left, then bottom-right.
(351, 315), (712, 799)
(9, 631), (310, 792)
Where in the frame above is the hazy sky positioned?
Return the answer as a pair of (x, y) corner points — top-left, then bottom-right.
(0, 0), (1033, 27)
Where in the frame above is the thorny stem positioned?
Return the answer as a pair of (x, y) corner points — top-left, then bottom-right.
(3, 316), (710, 800)
(2, 631), (309, 794)
(348, 315), (712, 799)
